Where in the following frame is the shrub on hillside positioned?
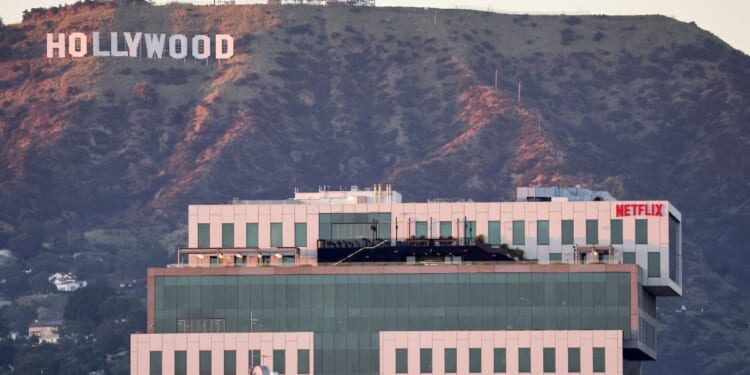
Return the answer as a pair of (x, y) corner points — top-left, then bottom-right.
(132, 81), (157, 102)
(560, 28), (582, 45)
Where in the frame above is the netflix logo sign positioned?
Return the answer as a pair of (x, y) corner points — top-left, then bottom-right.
(615, 203), (664, 217)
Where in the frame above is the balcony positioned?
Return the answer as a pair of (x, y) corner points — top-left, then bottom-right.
(572, 244), (618, 264)
(175, 247), (300, 268)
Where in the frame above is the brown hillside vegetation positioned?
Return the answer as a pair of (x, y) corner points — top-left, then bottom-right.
(0, 2), (750, 374)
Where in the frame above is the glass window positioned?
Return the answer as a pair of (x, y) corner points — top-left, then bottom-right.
(271, 223), (282, 247)
(149, 351), (162, 375)
(493, 348), (506, 373)
(623, 252), (636, 264)
(282, 255), (295, 266)
(273, 349), (285, 374)
(611, 219), (623, 244)
(298, 349), (310, 374)
(586, 220), (598, 244)
(464, 220), (476, 240)
(224, 350), (236, 375)
(420, 348), (432, 373)
(669, 214), (679, 282)
(249, 350), (260, 368)
(562, 220), (574, 245)
(537, 220), (550, 245)
(222, 223), (234, 248)
(295, 223), (307, 247)
(543, 348), (555, 373)
(469, 348), (481, 373)
(568, 348), (580, 373)
(444, 348), (457, 373)
(246, 223), (258, 247)
(636, 219), (648, 244)
(488, 221), (500, 245)
(549, 253), (562, 262)
(512, 221), (525, 245)
(396, 348), (408, 373)
(593, 347), (605, 372)
(648, 252), (660, 277)
(518, 348), (530, 373)
(415, 221), (428, 238)
(198, 223), (210, 248)
(199, 350), (211, 375)
(439, 221), (452, 238)
(175, 351), (187, 375)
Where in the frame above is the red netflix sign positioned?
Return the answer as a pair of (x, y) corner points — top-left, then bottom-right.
(616, 203), (663, 217)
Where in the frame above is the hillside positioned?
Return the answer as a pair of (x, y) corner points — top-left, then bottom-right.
(1, 2), (750, 374)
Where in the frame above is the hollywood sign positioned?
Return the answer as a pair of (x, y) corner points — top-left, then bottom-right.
(46, 32), (234, 60)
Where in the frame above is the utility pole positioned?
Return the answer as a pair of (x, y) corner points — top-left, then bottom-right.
(537, 112), (541, 131)
(494, 69), (498, 90)
(517, 81), (522, 105)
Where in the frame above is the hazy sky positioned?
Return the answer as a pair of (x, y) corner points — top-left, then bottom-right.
(2, 0), (748, 55)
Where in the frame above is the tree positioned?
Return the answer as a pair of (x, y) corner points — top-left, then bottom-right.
(63, 284), (114, 334)
(0, 314), (9, 339)
(28, 272), (54, 294)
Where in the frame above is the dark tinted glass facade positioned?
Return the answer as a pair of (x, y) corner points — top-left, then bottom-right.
(493, 348), (506, 373)
(198, 223), (210, 248)
(487, 221), (500, 245)
(512, 221), (525, 245)
(635, 219), (648, 244)
(669, 214), (679, 283)
(298, 349), (310, 374)
(568, 348), (580, 372)
(174, 351), (187, 375)
(153, 271), (632, 375)
(444, 348), (457, 373)
(610, 220), (622, 245)
(561, 220), (574, 245)
(295, 223), (307, 247)
(586, 220), (598, 245)
(149, 351), (161, 375)
(420, 348), (432, 373)
(469, 348), (481, 373)
(396, 348), (407, 373)
(518, 348), (530, 373)
(593, 347), (606, 372)
(319, 213), (392, 241)
(222, 223), (234, 248)
(246, 223), (258, 247)
(537, 220), (549, 245)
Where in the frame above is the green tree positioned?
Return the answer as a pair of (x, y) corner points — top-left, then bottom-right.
(0, 341), (16, 368)
(63, 284), (114, 334)
(0, 313), (9, 339)
(115, 242), (168, 277)
(28, 272), (54, 294)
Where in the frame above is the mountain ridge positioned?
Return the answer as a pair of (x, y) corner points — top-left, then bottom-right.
(0, 2), (749, 374)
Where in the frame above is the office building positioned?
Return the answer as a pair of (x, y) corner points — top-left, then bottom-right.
(131, 185), (681, 375)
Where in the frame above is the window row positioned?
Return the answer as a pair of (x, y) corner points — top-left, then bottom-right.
(510, 219), (649, 246)
(197, 219), (650, 248)
(149, 348), (309, 375)
(412, 220), (477, 239)
(395, 346), (606, 374)
(197, 222), (307, 248)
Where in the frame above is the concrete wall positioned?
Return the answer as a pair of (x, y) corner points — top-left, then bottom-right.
(130, 332), (313, 375)
(380, 330), (623, 375)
